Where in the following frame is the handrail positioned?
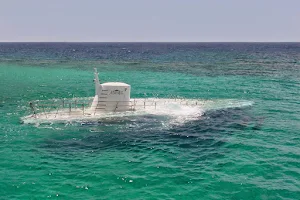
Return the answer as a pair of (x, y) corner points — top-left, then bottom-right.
(28, 98), (203, 116)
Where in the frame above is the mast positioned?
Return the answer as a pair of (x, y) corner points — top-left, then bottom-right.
(94, 68), (100, 95)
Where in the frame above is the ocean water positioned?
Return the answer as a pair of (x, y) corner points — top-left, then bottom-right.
(0, 43), (299, 199)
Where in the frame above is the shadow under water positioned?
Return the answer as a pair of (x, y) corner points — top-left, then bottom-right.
(39, 106), (258, 162)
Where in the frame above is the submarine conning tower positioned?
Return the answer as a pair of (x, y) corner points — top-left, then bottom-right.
(91, 68), (131, 113)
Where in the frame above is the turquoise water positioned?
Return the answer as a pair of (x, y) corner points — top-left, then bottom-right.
(0, 43), (300, 199)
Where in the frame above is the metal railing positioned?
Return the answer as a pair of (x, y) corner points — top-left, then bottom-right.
(29, 97), (93, 118)
(28, 97), (204, 117)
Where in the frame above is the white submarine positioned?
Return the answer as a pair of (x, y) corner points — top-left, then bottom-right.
(22, 69), (253, 124)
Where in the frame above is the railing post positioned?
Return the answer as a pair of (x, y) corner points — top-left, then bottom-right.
(42, 105), (47, 119)
(69, 103), (71, 114)
(29, 102), (37, 117)
(82, 103), (85, 115)
(55, 107), (59, 118)
(114, 102), (119, 112)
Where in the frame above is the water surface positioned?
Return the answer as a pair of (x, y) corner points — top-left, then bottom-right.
(0, 43), (299, 199)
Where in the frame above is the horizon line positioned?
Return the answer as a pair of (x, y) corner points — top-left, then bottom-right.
(0, 41), (299, 43)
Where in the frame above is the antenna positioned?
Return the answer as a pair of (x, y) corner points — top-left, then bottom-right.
(94, 68), (100, 95)
(94, 68), (100, 84)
